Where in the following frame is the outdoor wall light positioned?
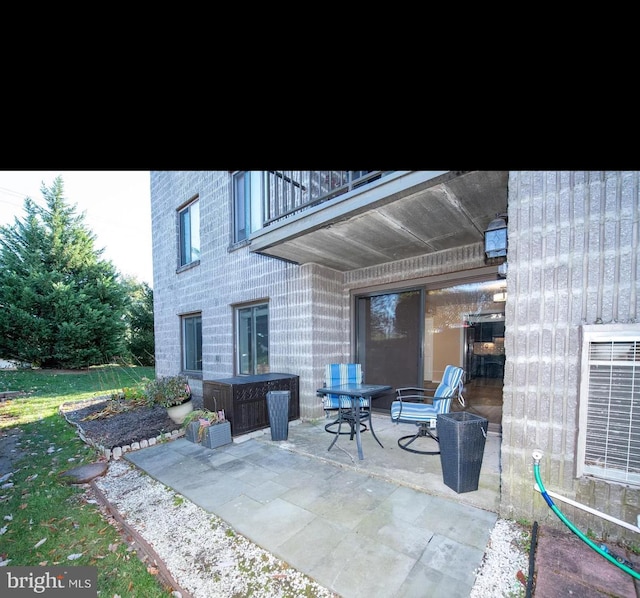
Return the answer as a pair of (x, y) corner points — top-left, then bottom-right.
(484, 213), (508, 260)
(493, 292), (507, 303)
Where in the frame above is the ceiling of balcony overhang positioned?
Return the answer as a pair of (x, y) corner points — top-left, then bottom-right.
(249, 170), (509, 272)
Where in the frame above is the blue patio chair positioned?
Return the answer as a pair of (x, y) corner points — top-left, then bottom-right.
(321, 363), (369, 437)
(390, 365), (465, 455)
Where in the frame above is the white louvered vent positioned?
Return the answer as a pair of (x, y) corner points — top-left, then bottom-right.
(582, 338), (640, 485)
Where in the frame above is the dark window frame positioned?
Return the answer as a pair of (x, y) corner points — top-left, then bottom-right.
(181, 312), (203, 373)
(234, 301), (269, 375)
(178, 198), (200, 268)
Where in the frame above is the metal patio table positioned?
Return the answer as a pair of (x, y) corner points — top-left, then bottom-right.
(316, 383), (391, 460)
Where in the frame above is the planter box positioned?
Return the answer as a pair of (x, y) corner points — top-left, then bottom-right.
(185, 420), (232, 449)
(185, 421), (201, 443)
(200, 421), (232, 449)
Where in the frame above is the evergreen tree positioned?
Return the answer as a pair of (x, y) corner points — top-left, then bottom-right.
(0, 176), (127, 368)
(121, 276), (155, 366)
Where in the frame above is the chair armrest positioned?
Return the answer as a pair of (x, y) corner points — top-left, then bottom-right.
(395, 387), (437, 403)
(396, 387), (437, 394)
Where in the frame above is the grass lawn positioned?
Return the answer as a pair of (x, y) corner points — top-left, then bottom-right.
(0, 365), (177, 596)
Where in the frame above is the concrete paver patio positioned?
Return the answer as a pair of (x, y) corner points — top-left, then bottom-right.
(126, 414), (500, 597)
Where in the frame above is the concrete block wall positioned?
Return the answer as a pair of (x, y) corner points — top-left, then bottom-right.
(501, 171), (640, 542)
(150, 172), (352, 421)
(344, 244), (487, 288)
(151, 170), (491, 418)
(304, 263), (350, 418)
(151, 170), (640, 541)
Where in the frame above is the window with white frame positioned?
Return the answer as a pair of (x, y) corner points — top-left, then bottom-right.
(577, 324), (640, 485)
(179, 198), (200, 267)
(232, 171), (263, 243)
(236, 302), (269, 375)
(182, 313), (202, 372)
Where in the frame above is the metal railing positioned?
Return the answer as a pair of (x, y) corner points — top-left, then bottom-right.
(263, 171), (392, 226)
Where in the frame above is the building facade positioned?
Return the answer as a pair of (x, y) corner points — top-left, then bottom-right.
(150, 170), (640, 542)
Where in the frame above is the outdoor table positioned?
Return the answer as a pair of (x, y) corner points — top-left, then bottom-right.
(316, 383), (391, 460)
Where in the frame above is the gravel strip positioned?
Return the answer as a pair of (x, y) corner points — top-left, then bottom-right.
(93, 461), (530, 598)
(470, 518), (530, 597)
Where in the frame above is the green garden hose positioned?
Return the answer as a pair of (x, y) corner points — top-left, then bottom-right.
(531, 449), (640, 580)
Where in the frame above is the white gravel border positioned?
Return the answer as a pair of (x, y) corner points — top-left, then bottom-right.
(470, 518), (530, 597)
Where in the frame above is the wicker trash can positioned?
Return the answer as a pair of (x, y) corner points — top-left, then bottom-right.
(437, 412), (488, 493)
(266, 390), (290, 441)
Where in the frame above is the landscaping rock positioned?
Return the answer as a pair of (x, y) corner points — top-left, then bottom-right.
(60, 461), (109, 484)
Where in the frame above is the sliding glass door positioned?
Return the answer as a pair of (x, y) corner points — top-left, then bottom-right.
(355, 289), (423, 411)
(355, 277), (507, 416)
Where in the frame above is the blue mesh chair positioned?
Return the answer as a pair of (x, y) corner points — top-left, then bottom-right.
(390, 365), (465, 454)
(321, 363), (369, 437)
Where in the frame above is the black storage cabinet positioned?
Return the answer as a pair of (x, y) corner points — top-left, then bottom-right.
(203, 373), (299, 437)
(437, 412), (488, 493)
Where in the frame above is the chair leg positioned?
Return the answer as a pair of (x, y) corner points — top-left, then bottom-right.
(397, 423), (440, 455)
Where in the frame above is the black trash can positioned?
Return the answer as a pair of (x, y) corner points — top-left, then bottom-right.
(266, 390), (290, 441)
(437, 412), (488, 493)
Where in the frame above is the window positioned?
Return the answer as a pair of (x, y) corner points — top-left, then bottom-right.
(232, 171), (263, 243)
(182, 313), (202, 372)
(577, 324), (640, 485)
(236, 303), (269, 375)
(179, 199), (200, 267)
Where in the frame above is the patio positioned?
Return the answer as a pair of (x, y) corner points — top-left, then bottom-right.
(126, 412), (501, 597)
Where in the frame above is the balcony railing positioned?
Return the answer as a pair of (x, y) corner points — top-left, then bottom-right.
(263, 171), (392, 226)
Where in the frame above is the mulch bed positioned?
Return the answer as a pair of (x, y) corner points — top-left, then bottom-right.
(60, 396), (203, 450)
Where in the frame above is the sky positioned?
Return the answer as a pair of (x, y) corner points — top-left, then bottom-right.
(0, 171), (153, 285)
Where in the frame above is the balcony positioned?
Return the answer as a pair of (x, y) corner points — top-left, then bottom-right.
(250, 170), (509, 272)
(263, 170), (392, 226)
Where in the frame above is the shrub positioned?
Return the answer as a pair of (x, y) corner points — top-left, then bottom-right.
(143, 375), (191, 408)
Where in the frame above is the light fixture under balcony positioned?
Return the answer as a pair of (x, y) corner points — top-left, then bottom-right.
(484, 213), (508, 261)
(493, 292), (507, 303)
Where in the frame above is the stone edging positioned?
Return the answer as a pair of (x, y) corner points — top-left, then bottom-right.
(59, 403), (185, 461)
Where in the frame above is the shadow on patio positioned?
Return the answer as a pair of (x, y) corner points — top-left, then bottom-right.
(251, 412), (501, 514)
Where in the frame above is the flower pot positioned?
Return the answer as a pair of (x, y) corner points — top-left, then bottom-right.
(201, 421), (232, 449)
(166, 398), (194, 424)
(267, 390), (290, 441)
